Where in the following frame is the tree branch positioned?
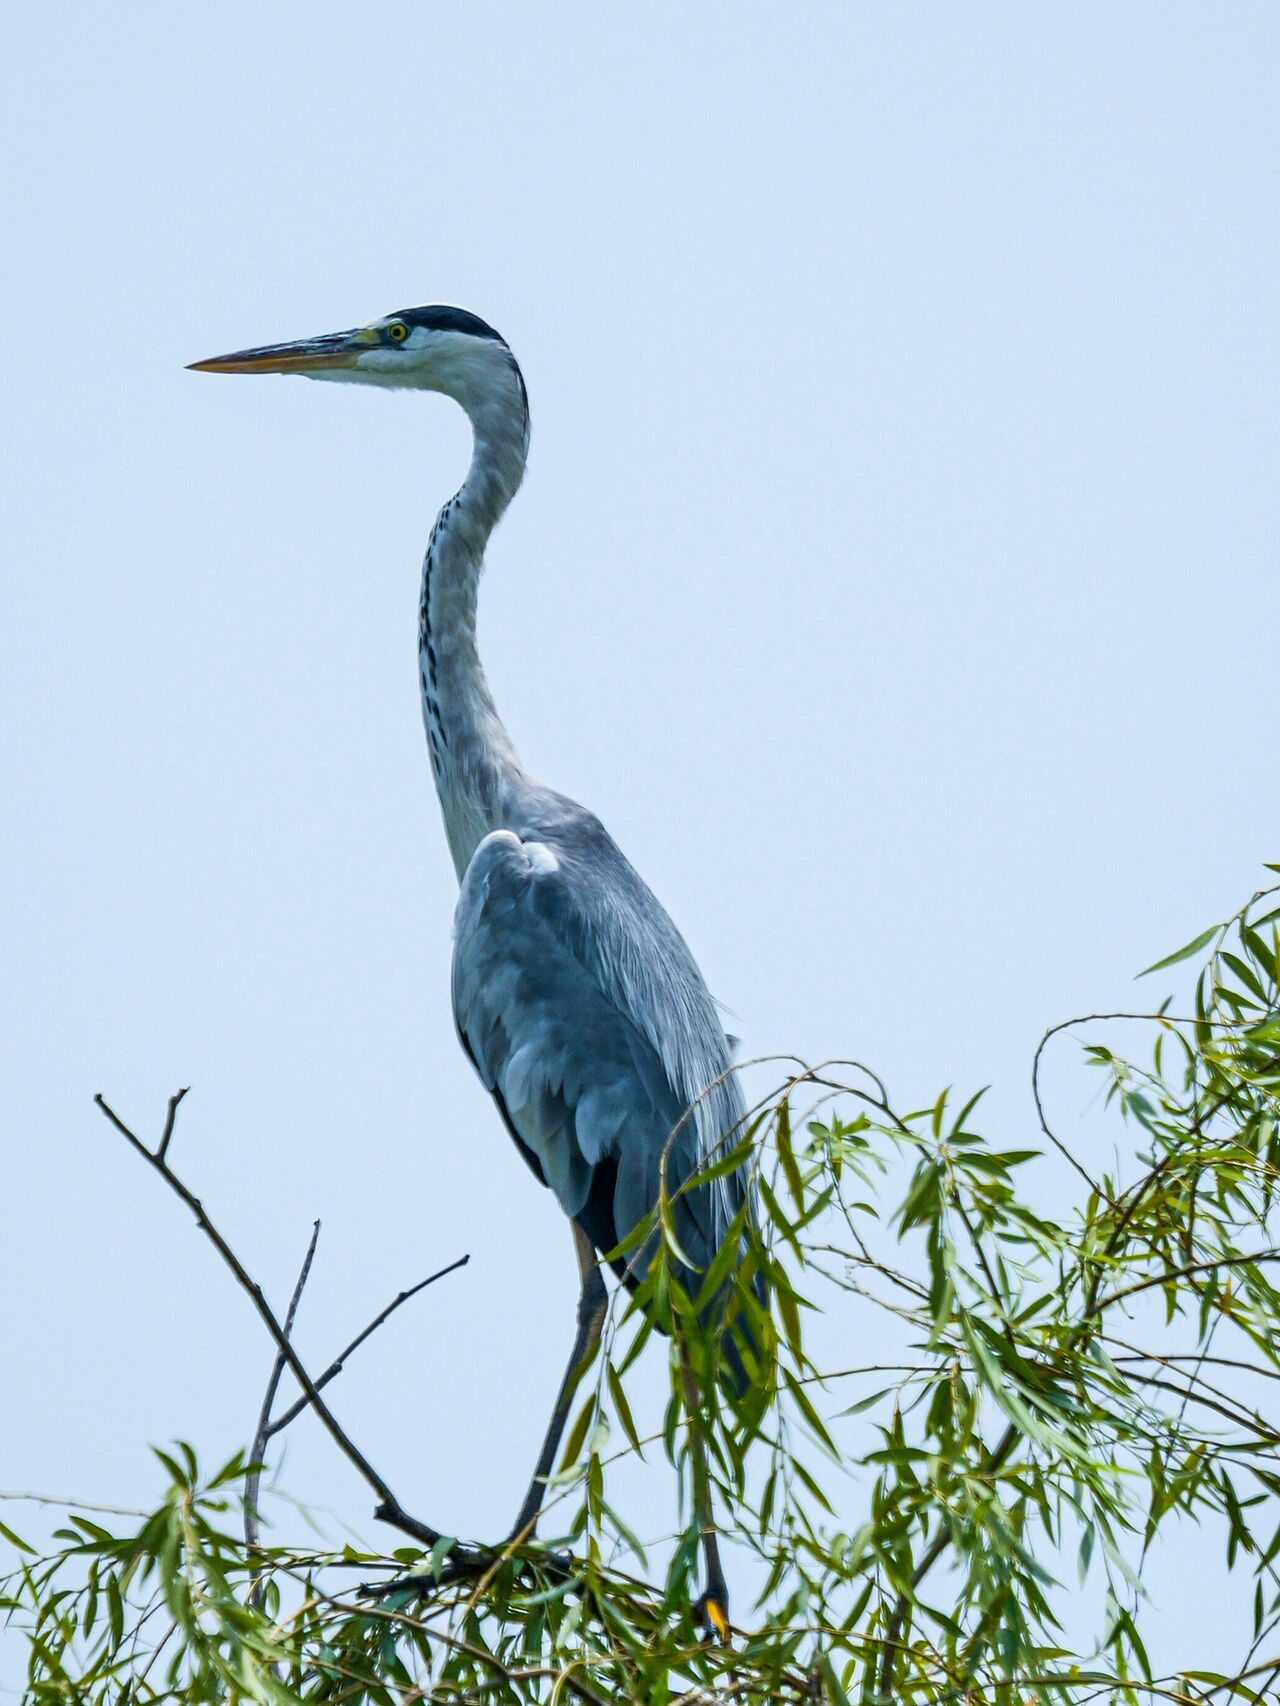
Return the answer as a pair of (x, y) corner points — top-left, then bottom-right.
(264, 1254), (470, 1439)
(0, 1491), (148, 1518)
(157, 1086), (188, 1163)
(94, 1089), (483, 1568)
(246, 1218), (320, 1561)
(1086, 1248), (1280, 1317)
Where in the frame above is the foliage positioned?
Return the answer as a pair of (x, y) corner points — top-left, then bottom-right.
(4, 872), (1280, 1703)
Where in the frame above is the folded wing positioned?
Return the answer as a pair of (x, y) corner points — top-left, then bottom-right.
(451, 822), (747, 1282)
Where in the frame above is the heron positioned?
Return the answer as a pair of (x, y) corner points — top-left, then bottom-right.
(191, 305), (759, 1633)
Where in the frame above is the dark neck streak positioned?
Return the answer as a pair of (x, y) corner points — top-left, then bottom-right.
(419, 384), (530, 880)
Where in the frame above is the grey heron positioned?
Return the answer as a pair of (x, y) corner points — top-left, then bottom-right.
(191, 306), (758, 1633)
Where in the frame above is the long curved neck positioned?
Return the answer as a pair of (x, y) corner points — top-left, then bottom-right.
(419, 365), (531, 879)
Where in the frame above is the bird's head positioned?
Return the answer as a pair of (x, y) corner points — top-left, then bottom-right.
(190, 305), (526, 422)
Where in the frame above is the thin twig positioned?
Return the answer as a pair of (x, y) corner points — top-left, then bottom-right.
(1120, 1365), (1279, 1442)
(0, 1491), (149, 1518)
(158, 1086), (189, 1163)
(1087, 1248), (1280, 1317)
(1030, 1006), (1262, 1199)
(246, 1218), (321, 1562)
(265, 1255), (470, 1439)
(94, 1090), (481, 1565)
(1031, 1014), (1167, 1195)
(1083, 1143), (1185, 1318)
(1104, 1341), (1280, 1383)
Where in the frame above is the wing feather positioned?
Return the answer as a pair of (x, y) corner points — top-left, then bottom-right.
(451, 819), (750, 1281)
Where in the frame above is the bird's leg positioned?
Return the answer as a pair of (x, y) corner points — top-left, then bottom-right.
(506, 1223), (607, 1544)
(680, 1358), (730, 1641)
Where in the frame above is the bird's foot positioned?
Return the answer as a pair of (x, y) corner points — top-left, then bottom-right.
(360, 1541), (491, 1601)
(360, 1540), (574, 1603)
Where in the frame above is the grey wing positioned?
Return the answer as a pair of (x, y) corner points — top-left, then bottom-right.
(451, 827), (746, 1280)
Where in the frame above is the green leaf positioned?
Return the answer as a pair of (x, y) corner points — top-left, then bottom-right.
(560, 1394), (598, 1471)
(818, 1649), (852, 1704)
(776, 1284), (803, 1355)
(0, 1519), (34, 1554)
(607, 1363), (644, 1457)
(775, 1101), (805, 1212)
(1078, 1521), (1095, 1584)
(657, 1193), (699, 1272)
(835, 1386), (894, 1418)
(1138, 926), (1218, 978)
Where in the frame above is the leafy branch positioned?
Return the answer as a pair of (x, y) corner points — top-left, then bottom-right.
(2, 868), (1278, 1703)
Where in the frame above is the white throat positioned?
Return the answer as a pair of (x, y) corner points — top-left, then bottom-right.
(417, 345), (531, 879)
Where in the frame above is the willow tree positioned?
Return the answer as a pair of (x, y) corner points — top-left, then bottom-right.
(5, 872), (1280, 1704)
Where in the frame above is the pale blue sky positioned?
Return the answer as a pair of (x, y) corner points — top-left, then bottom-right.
(2, 1), (1277, 1678)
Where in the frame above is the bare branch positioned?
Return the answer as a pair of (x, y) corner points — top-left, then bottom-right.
(1087, 1247), (1280, 1317)
(0, 1491), (148, 1518)
(94, 1089), (483, 1567)
(1119, 1366), (1280, 1443)
(265, 1254), (470, 1439)
(1030, 1007), (1260, 1201)
(1103, 1340), (1280, 1383)
(158, 1085), (189, 1163)
(246, 1218), (321, 1560)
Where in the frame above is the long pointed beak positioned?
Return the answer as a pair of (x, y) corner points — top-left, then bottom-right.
(187, 329), (369, 375)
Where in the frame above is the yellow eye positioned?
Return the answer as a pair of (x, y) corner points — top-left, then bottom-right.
(387, 322), (409, 343)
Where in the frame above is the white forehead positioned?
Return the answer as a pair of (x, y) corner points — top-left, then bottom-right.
(367, 315), (433, 350)
(349, 323), (519, 405)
